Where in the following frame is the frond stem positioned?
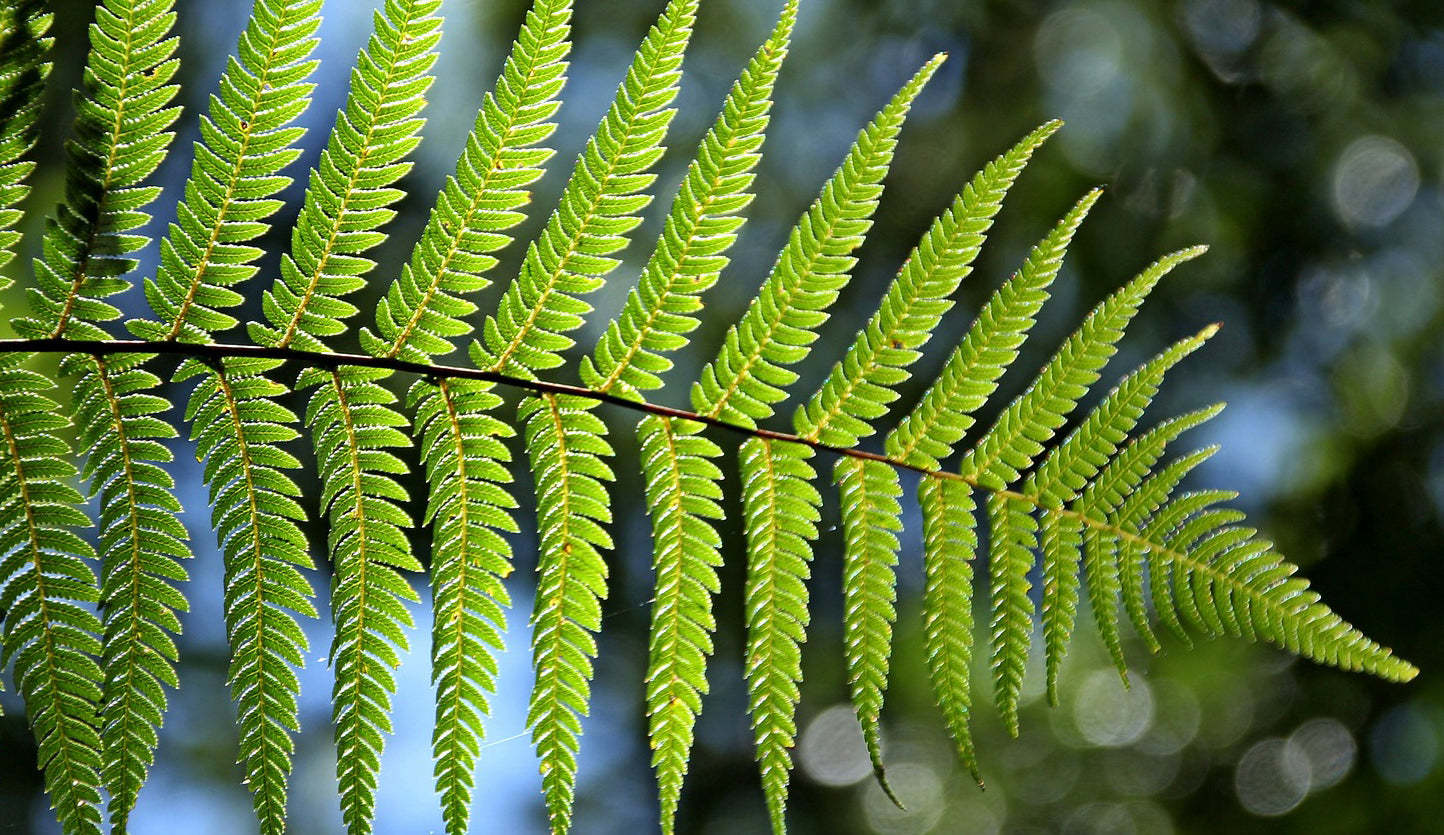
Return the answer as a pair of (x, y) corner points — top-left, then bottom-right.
(0, 337), (1211, 563)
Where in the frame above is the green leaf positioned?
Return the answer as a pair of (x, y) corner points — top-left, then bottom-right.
(474, 0), (698, 379)
(583, 0), (795, 399)
(249, 0), (441, 353)
(130, 0), (322, 345)
(413, 377), (517, 835)
(0, 359), (105, 835)
(522, 392), (615, 835)
(834, 457), (902, 803)
(986, 490), (1036, 737)
(692, 54), (946, 428)
(357, 3), (573, 829)
(959, 245), (1208, 489)
(0, 0), (52, 281)
(361, 0), (572, 365)
(918, 475), (980, 783)
(637, 415), (723, 834)
(178, 356), (315, 835)
(62, 351), (191, 830)
(739, 437), (819, 835)
(885, 188), (1101, 469)
(796, 120), (1061, 447)
(13, 0), (181, 342)
(306, 365), (420, 835)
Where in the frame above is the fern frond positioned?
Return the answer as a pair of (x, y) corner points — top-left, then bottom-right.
(1038, 508), (1082, 705)
(583, 7), (793, 829)
(358, 3), (572, 829)
(522, 393), (615, 835)
(986, 490), (1036, 736)
(413, 378), (518, 835)
(691, 54), (945, 427)
(110, 2), (324, 828)
(795, 120), (1061, 447)
(0, 0), (52, 279)
(834, 457), (902, 802)
(0, 359), (104, 835)
(458, 4), (697, 830)
(304, 364), (420, 835)
(637, 415), (723, 833)
(1026, 326), (1217, 509)
(237, 3), (442, 830)
(739, 437), (819, 834)
(582, 0), (794, 399)
(61, 351), (191, 829)
(130, 0), (322, 344)
(361, 0), (571, 364)
(959, 246), (1207, 488)
(473, 0), (696, 378)
(1025, 326), (1216, 693)
(1130, 490), (1416, 681)
(967, 248), (1203, 730)
(885, 188), (1101, 469)
(917, 475), (980, 783)
(249, 0), (441, 352)
(2, 3), (183, 828)
(177, 356), (315, 835)
(1085, 429), (1216, 648)
(13, 0), (180, 341)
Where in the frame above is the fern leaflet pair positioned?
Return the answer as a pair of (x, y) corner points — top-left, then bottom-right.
(0, 1), (1416, 835)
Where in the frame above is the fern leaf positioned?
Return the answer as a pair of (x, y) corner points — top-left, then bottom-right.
(361, 0), (571, 364)
(62, 351), (191, 830)
(130, 0), (322, 344)
(582, 0), (794, 398)
(2, 3), (183, 829)
(584, 7), (794, 829)
(459, 4), (697, 830)
(305, 363), (421, 835)
(1138, 493), (1416, 681)
(885, 188), (1101, 469)
(795, 120), (1061, 446)
(834, 457), (902, 802)
(637, 414), (723, 834)
(1024, 326), (1217, 690)
(692, 54), (945, 427)
(0, 360), (104, 835)
(917, 475), (980, 782)
(522, 393), (615, 835)
(249, 0), (441, 352)
(236, 3), (443, 830)
(1074, 405), (1224, 535)
(113, 2), (324, 828)
(412, 378), (518, 835)
(353, 3), (572, 829)
(959, 246), (1207, 488)
(986, 490), (1036, 736)
(1038, 508), (1082, 706)
(739, 438), (819, 834)
(13, 0), (181, 341)
(177, 356), (315, 835)
(0, 0), (51, 280)
(1026, 326), (1218, 509)
(473, 0), (696, 378)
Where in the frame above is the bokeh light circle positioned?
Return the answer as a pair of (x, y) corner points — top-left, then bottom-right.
(1287, 717), (1356, 791)
(1072, 670), (1154, 748)
(861, 762), (945, 834)
(1331, 135), (1419, 229)
(799, 703), (872, 787)
(1234, 737), (1311, 817)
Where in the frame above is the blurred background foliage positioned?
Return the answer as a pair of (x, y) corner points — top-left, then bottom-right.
(1, 0), (1442, 832)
